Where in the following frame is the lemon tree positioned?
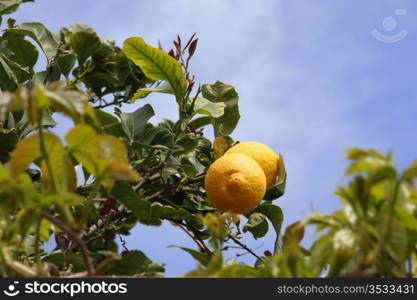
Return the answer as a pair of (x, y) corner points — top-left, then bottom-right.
(0, 1), (416, 279)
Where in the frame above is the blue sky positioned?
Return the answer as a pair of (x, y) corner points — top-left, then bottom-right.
(11, 0), (417, 276)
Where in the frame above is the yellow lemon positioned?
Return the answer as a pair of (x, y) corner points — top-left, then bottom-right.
(225, 142), (279, 188)
(204, 153), (266, 214)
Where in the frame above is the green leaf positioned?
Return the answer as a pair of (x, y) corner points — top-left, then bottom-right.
(111, 182), (159, 225)
(105, 250), (164, 276)
(169, 246), (211, 267)
(0, 53), (30, 83)
(16, 206), (38, 238)
(216, 264), (259, 278)
(255, 204), (283, 236)
(151, 202), (201, 226)
(193, 96), (225, 118)
(254, 203), (284, 253)
(5, 22), (58, 62)
(5, 36), (38, 68)
(180, 152), (206, 177)
(43, 253), (85, 272)
(123, 37), (187, 101)
(403, 159), (417, 182)
(201, 81), (240, 137)
(189, 116), (211, 129)
(396, 207), (417, 230)
(0, 0), (33, 16)
(69, 31), (101, 65)
(9, 132), (60, 175)
(131, 81), (174, 102)
(139, 124), (173, 148)
(87, 109), (125, 137)
(175, 133), (198, 155)
(264, 154), (286, 201)
(0, 54), (18, 90)
(121, 104), (155, 142)
(243, 212), (269, 239)
(57, 54), (76, 76)
(0, 128), (18, 163)
(66, 124), (141, 188)
(112, 182), (201, 226)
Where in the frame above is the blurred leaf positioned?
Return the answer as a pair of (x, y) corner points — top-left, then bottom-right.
(283, 221), (305, 245)
(120, 104), (154, 142)
(9, 132), (59, 175)
(66, 124), (141, 188)
(41, 151), (76, 192)
(216, 264), (259, 278)
(43, 85), (91, 121)
(0, 128), (18, 163)
(16, 205), (38, 238)
(202, 81), (240, 137)
(169, 246), (211, 267)
(43, 252), (85, 272)
(5, 22), (58, 62)
(403, 159), (417, 182)
(123, 37), (187, 101)
(105, 250), (164, 276)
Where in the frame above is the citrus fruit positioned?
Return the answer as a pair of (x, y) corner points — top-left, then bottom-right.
(204, 153), (266, 214)
(225, 142), (279, 188)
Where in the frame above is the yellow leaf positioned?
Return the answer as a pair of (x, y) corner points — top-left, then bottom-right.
(66, 124), (141, 187)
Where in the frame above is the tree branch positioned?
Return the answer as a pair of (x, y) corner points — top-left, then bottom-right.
(174, 221), (211, 254)
(228, 234), (264, 262)
(41, 212), (95, 276)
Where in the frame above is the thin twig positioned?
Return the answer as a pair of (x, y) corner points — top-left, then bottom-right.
(174, 221), (211, 254)
(144, 190), (164, 202)
(93, 198), (108, 202)
(187, 172), (206, 184)
(118, 235), (129, 252)
(41, 212), (95, 276)
(38, 112), (59, 192)
(34, 218), (44, 275)
(93, 96), (125, 109)
(134, 173), (161, 192)
(228, 234), (264, 262)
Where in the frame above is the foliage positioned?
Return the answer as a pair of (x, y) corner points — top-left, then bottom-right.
(0, 1), (416, 278)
